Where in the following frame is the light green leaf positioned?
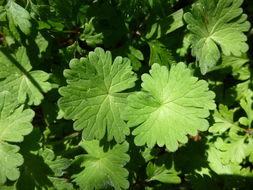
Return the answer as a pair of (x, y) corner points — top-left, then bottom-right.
(225, 79), (252, 103)
(209, 54), (250, 80)
(73, 140), (129, 190)
(246, 138), (253, 163)
(0, 49), (17, 79)
(240, 91), (253, 128)
(207, 146), (242, 175)
(0, 142), (23, 184)
(79, 18), (103, 47)
(59, 48), (137, 143)
(35, 32), (49, 56)
(40, 149), (73, 190)
(0, 47), (52, 106)
(1, 70), (51, 106)
(184, 0), (250, 74)
(129, 46), (143, 61)
(222, 55), (249, 75)
(176, 34), (191, 57)
(209, 104), (238, 134)
(40, 149), (72, 177)
(0, 91), (34, 184)
(214, 137), (248, 164)
(6, 0), (32, 35)
(207, 140), (253, 176)
(5, 7), (21, 42)
(146, 162), (181, 184)
(123, 63), (215, 151)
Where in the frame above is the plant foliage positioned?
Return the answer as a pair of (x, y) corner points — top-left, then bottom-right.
(0, 0), (253, 189)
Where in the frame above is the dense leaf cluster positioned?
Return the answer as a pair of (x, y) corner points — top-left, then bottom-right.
(0, 0), (253, 189)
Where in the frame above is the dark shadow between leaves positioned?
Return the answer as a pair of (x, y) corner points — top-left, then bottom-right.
(125, 136), (147, 190)
(17, 129), (54, 190)
(186, 173), (253, 190)
(174, 138), (210, 174)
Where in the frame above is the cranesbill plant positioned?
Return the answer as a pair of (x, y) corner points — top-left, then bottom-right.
(0, 0), (252, 189)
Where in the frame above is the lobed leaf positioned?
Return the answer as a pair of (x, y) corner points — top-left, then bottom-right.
(59, 47), (137, 143)
(184, 0), (250, 74)
(123, 63), (215, 151)
(0, 47), (52, 106)
(6, 0), (32, 35)
(73, 140), (130, 190)
(0, 91), (34, 184)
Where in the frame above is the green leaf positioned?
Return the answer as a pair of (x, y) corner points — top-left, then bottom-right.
(209, 55), (249, 80)
(128, 46), (143, 71)
(214, 137), (248, 164)
(123, 63), (215, 151)
(176, 34), (191, 57)
(6, 0), (32, 35)
(0, 91), (34, 184)
(0, 47), (52, 106)
(0, 6), (6, 21)
(59, 47), (137, 143)
(0, 142), (23, 184)
(49, 177), (74, 190)
(5, 9), (21, 42)
(246, 138), (253, 163)
(240, 91), (253, 128)
(35, 32), (49, 56)
(209, 104), (238, 134)
(0, 49), (17, 79)
(79, 18), (104, 47)
(129, 46), (144, 61)
(207, 140), (252, 176)
(73, 140), (130, 190)
(40, 149), (73, 190)
(40, 149), (72, 177)
(207, 146), (241, 175)
(146, 8), (184, 39)
(1, 71), (52, 106)
(184, 0), (250, 74)
(148, 40), (176, 66)
(146, 162), (181, 184)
